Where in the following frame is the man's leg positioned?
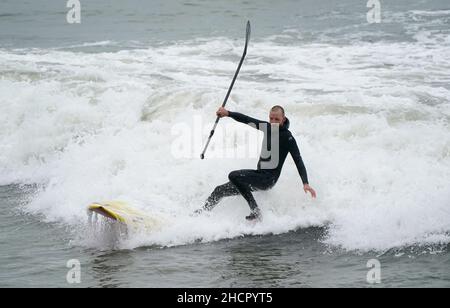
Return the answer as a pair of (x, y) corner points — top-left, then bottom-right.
(228, 169), (276, 219)
(202, 182), (241, 211)
(228, 170), (259, 211)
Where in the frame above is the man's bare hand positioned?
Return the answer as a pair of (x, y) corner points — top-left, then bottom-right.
(216, 107), (229, 118)
(303, 184), (317, 199)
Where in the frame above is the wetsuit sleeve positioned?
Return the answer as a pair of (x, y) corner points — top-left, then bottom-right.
(228, 111), (269, 131)
(288, 135), (309, 185)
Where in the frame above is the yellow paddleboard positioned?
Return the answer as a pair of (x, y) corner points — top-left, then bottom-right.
(88, 201), (163, 232)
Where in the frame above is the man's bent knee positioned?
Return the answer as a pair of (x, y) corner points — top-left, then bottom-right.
(228, 171), (240, 183)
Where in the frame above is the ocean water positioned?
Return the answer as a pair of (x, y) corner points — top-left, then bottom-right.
(1, 0), (449, 288)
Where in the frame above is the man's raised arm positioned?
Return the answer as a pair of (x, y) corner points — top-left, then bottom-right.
(217, 107), (268, 130)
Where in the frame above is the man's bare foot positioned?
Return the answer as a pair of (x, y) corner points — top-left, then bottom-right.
(245, 208), (262, 221)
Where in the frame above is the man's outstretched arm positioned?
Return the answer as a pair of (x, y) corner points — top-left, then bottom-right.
(288, 135), (317, 198)
(216, 107), (269, 130)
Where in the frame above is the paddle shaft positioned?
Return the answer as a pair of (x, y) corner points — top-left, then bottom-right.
(200, 21), (251, 160)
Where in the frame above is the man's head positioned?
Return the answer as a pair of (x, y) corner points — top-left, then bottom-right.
(269, 105), (286, 126)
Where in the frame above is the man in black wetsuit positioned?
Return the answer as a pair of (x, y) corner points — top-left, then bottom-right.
(198, 105), (316, 221)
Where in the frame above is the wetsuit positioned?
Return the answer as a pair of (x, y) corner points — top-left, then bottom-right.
(203, 111), (309, 213)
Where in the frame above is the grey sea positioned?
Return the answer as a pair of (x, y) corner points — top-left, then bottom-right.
(0, 0), (449, 288)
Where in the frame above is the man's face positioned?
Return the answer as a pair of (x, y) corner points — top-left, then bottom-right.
(269, 109), (285, 125)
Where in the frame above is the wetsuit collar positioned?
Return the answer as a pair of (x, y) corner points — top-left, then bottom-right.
(280, 117), (290, 131)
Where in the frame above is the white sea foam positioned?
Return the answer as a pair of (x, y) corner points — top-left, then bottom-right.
(409, 10), (450, 17)
(0, 34), (449, 251)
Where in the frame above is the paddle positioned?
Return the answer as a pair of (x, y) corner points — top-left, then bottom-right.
(200, 21), (251, 160)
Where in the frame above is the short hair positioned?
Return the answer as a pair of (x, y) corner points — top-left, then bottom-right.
(271, 105), (285, 116)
